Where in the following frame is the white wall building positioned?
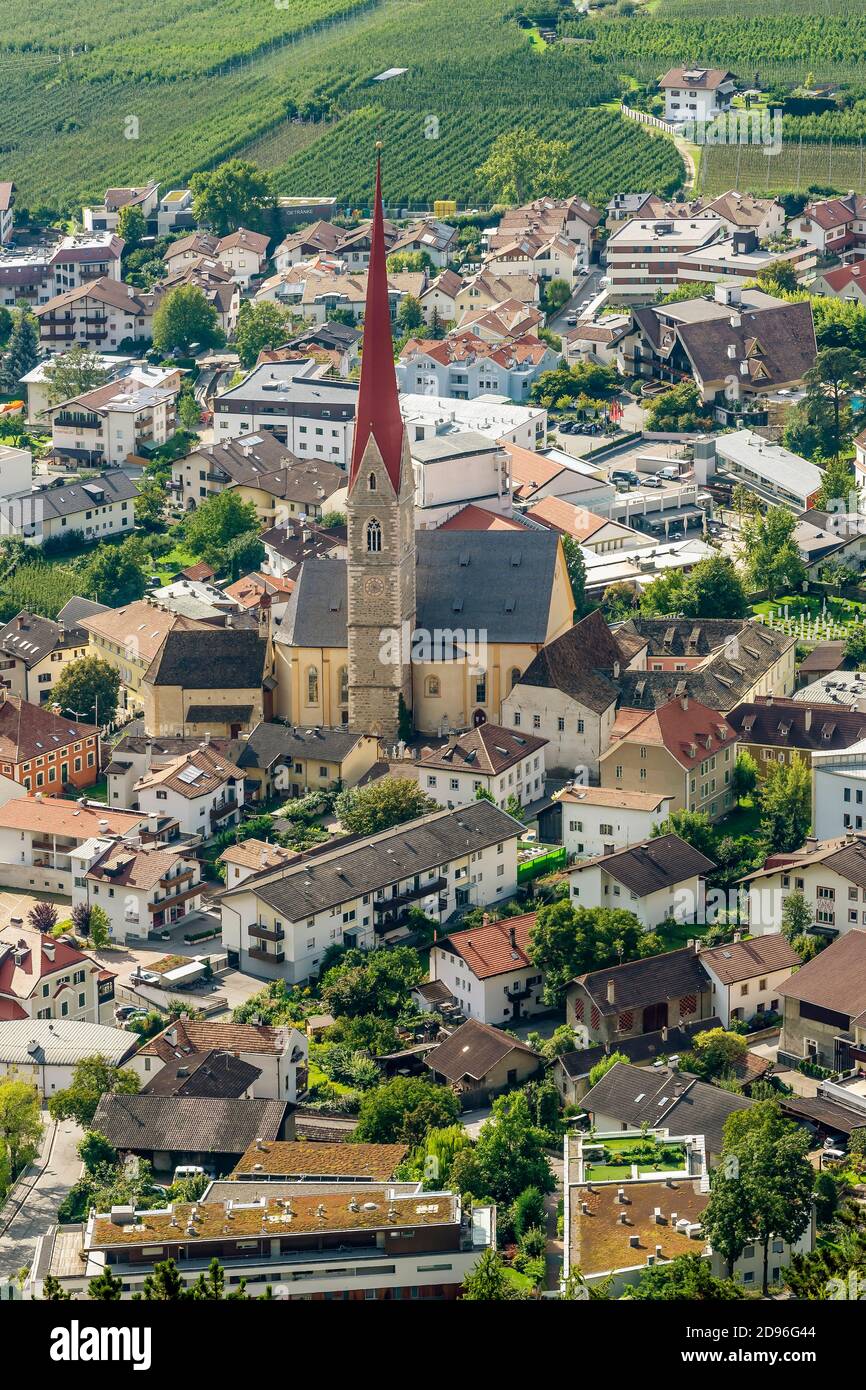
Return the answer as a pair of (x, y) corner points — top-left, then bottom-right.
(70, 840), (203, 944)
(411, 431), (513, 527)
(429, 912), (545, 1025)
(133, 747), (245, 840)
(557, 786), (674, 859)
(129, 1017), (308, 1103)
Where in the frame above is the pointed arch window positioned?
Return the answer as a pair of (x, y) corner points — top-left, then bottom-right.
(368, 471), (377, 492)
(509, 666), (521, 692)
(307, 666), (319, 704)
(366, 518), (382, 553)
(338, 665), (349, 705)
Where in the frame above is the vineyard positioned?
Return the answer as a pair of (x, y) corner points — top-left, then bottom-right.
(698, 138), (866, 198)
(1, 0), (865, 213)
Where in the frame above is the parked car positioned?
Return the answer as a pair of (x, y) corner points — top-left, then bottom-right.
(612, 469), (640, 486)
(114, 1005), (139, 1020)
(566, 313), (577, 326)
(657, 465), (680, 480)
(641, 475), (663, 488)
(136, 970), (160, 985)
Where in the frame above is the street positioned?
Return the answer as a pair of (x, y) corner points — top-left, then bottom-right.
(0, 1115), (83, 1281)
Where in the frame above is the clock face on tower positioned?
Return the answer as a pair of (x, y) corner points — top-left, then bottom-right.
(363, 576), (386, 597)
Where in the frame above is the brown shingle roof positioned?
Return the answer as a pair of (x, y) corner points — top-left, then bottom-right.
(419, 724), (546, 775)
(574, 942), (710, 1017)
(434, 913), (536, 980)
(777, 930), (866, 1016)
(425, 1018), (541, 1082)
(138, 1018), (288, 1059)
(0, 695), (96, 763)
(91, 1094), (289, 1154)
(699, 934), (800, 985)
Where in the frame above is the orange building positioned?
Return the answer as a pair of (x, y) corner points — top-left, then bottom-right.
(0, 692), (99, 794)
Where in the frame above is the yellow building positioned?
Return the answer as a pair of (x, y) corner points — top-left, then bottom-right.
(141, 625), (270, 738)
(79, 600), (208, 714)
(273, 529), (574, 736)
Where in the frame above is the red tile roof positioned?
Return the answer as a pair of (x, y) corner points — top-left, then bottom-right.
(434, 912), (536, 979)
(610, 696), (735, 770)
(0, 694), (97, 764)
(438, 505), (524, 532)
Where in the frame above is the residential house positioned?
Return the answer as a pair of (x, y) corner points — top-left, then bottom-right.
(0, 1018), (136, 1096)
(698, 933), (800, 1028)
(419, 268), (463, 325)
(0, 232), (124, 313)
(613, 616), (797, 710)
(699, 191), (785, 241)
(3, 470), (138, 545)
(173, 433), (344, 520)
(777, 929), (866, 1069)
(273, 220), (344, 271)
(160, 258), (240, 336)
(0, 183), (15, 246)
(812, 261), (866, 304)
(46, 377), (178, 468)
(488, 196), (602, 264)
(550, 785), (675, 860)
(156, 189), (194, 237)
(260, 517), (346, 582)
(388, 218), (457, 268)
(429, 912), (545, 1025)
(236, 721), (379, 800)
(71, 841), (203, 943)
(453, 271), (542, 321)
(424, 1017), (542, 1104)
(741, 833), (866, 938)
(83, 184), (159, 234)
(786, 194), (866, 259)
(411, 432), (513, 528)
(568, 834), (716, 939)
(218, 799), (523, 982)
(0, 611), (91, 705)
(501, 609), (647, 778)
(483, 230), (584, 287)
(269, 320), (361, 376)
(133, 744), (245, 839)
(0, 693), (99, 793)
(564, 314), (632, 369)
(215, 228), (270, 287)
(34, 277), (155, 353)
(130, 1017), (308, 1103)
(417, 723), (547, 811)
(811, 738), (866, 839)
(552, 1017), (724, 1107)
(0, 927), (114, 1025)
(599, 694), (737, 822)
(219, 839), (298, 889)
(296, 269), (425, 325)
(658, 67), (736, 124)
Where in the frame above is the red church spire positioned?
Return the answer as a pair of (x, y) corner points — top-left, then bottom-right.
(349, 151), (405, 492)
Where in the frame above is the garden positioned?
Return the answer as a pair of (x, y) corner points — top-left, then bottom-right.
(582, 1134), (687, 1183)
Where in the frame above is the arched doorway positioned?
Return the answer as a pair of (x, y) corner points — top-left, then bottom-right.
(472, 708), (487, 727)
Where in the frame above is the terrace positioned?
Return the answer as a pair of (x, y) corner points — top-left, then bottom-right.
(575, 1131), (692, 1184)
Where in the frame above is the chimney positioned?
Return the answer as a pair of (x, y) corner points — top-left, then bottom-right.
(661, 1024), (668, 1043)
(509, 925), (517, 950)
(628, 1234), (640, 1248)
(607, 978), (615, 1005)
(680, 694), (689, 711)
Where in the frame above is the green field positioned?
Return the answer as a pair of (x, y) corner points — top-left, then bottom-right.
(2, 0), (866, 213)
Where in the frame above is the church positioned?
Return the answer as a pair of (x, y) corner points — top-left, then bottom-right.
(273, 158), (575, 740)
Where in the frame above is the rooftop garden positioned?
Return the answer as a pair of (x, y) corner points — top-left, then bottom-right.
(583, 1134), (687, 1183)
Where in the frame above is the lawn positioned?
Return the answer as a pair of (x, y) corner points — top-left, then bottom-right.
(583, 1137), (687, 1183)
(715, 796), (761, 841)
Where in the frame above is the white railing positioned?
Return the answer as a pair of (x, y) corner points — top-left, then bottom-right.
(621, 103), (678, 135)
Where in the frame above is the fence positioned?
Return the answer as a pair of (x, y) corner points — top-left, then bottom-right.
(517, 844), (567, 884)
(621, 103), (677, 136)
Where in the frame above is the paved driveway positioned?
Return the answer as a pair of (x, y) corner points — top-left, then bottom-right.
(0, 1115), (83, 1281)
(0, 888), (70, 930)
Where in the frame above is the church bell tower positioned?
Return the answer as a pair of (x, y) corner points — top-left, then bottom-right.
(346, 153), (416, 740)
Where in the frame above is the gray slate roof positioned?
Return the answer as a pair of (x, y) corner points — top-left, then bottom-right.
(35, 471), (137, 520)
(581, 1060), (753, 1155)
(0, 611), (88, 669)
(237, 720), (365, 770)
(91, 1094), (289, 1154)
(145, 629), (267, 689)
(222, 800), (522, 920)
(57, 596), (111, 626)
(277, 529), (561, 650)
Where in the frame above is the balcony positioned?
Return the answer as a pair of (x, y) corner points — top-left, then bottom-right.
(210, 798), (239, 828)
(373, 876), (447, 914)
(249, 923), (285, 943)
(505, 983), (532, 1003)
(249, 946), (285, 964)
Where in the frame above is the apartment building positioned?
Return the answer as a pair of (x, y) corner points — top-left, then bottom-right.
(417, 723), (547, 810)
(46, 377), (178, 468)
(133, 745), (245, 839)
(35, 277), (155, 353)
(219, 800), (522, 982)
(396, 331), (556, 402)
(0, 231), (124, 311)
(429, 912), (546, 1025)
(604, 218), (722, 303)
(0, 611), (91, 704)
(214, 360), (358, 467)
(0, 693), (99, 793)
(71, 841), (203, 943)
(599, 695), (737, 822)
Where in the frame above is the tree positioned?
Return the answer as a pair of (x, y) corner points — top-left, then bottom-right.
(815, 454), (856, 511)
(739, 505), (806, 598)
(190, 159), (275, 236)
(334, 778), (436, 836)
(43, 1275), (72, 1300)
(396, 294), (423, 332)
(52, 654), (120, 727)
(178, 391), (202, 432)
(0, 1079), (42, 1175)
(731, 749), (758, 804)
(528, 901), (658, 1005)
(561, 535), (587, 617)
(142, 1257), (188, 1300)
(354, 1075), (460, 1145)
(844, 623), (866, 666)
(679, 554), (749, 620)
(471, 1091), (554, 1204)
(190, 1256), (247, 1300)
(41, 347), (109, 405)
(117, 205), (146, 250)
(651, 807), (716, 860)
(601, 581), (637, 621)
(758, 756), (812, 853)
(87, 904), (111, 949)
(588, 1051), (628, 1089)
(48, 1054), (139, 1129)
(545, 277), (571, 312)
(135, 479), (167, 531)
(780, 889), (812, 941)
(709, 1101), (815, 1294)
(152, 284), (224, 356)
(476, 129), (572, 204)
(225, 529), (265, 580)
(235, 300), (291, 369)
(78, 1129), (117, 1173)
(679, 1027), (747, 1080)
(88, 1268), (123, 1300)
(28, 900), (57, 934)
(185, 491), (260, 567)
(462, 1248), (525, 1300)
(627, 1253), (745, 1300)
(84, 540), (148, 607)
(0, 308), (39, 391)
(512, 1185), (546, 1239)
(645, 381), (712, 432)
(320, 945), (423, 1019)
(802, 347), (866, 460)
